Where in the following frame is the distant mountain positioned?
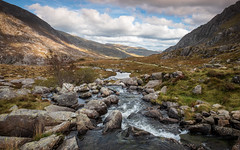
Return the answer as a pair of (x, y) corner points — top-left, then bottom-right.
(0, 1), (153, 65)
(164, 1), (240, 58)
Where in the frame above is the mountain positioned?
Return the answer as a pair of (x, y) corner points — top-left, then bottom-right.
(0, 1), (153, 65)
(164, 1), (240, 58)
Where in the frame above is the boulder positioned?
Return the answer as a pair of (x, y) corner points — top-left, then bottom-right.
(44, 121), (71, 134)
(168, 107), (181, 120)
(85, 100), (108, 115)
(142, 107), (162, 119)
(0, 87), (17, 99)
(21, 78), (35, 85)
(79, 91), (92, 99)
(213, 126), (240, 137)
(20, 134), (62, 150)
(44, 105), (75, 112)
(16, 89), (31, 97)
(9, 105), (18, 112)
(76, 108), (99, 119)
(57, 136), (79, 150)
(144, 80), (161, 88)
(74, 85), (90, 93)
(151, 72), (163, 80)
(218, 119), (230, 127)
(231, 111), (240, 121)
(145, 88), (155, 94)
(202, 116), (215, 125)
(217, 109), (230, 120)
(188, 124), (211, 135)
(76, 113), (94, 135)
(0, 109), (58, 137)
(52, 92), (78, 108)
(100, 87), (112, 97)
(92, 89), (99, 94)
(142, 93), (158, 102)
(137, 78), (143, 86)
(162, 101), (179, 108)
(212, 104), (222, 109)
(33, 86), (50, 95)
(124, 126), (151, 137)
(48, 111), (77, 122)
(121, 78), (138, 86)
(160, 86), (167, 94)
(105, 95), (119, 104)
(60, 83), (74, 93)
(0, 136), (31, 149)
(103, 110), (122, 134)
(95, 78), (104, 85)
(192, 85), (202, 94)
(160, 117), (179, 124)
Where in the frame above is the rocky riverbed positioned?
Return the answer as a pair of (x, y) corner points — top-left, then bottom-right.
(0, 71), (239, 150)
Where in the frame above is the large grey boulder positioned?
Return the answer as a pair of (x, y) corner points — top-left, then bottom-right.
(142, 93), (158, 102)
(188, 124), (211, 135)
(52, 92), (78, 108)
(44, 105), (75, 112)
(57, 136), (79, 150)
(76, 108), (99, 119)
(103, 110), (122, 134)
(85, 100), (108, 115)
(20, 134), (62, 150)
(100, 87), (112, 97)
(213, 126), (240, 137)
(168, 107), (181, 120)
(144, 80), (161, 88)
(151, 72), (163, 80)
(33, 86), (50, 94)
(0, 136), (31, 149)
(76, 113), (94, 135)
(121, 78), (138, 86)
(48, 111), (77, 122)
(60, 83), (74, 93)
(0, 109), (59, 137)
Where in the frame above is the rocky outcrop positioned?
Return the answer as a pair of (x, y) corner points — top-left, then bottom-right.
(20, 134), (62, 150)
(76, 113), (94, 135)
(52, 92), (78, 108)
(103, 110), (122, 134)
(76, 108), (99, 119)
(0, 136), (31, 149)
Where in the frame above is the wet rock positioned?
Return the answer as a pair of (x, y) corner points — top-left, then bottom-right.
(0, 109), (58, 137)
(145, 88), (155, 94)
(76, 113), (94, 135)
(151, 72), (163, 80)
(231, 111), (240, 121)
(33, 86), (50, 94)
(95, 78), (104, 85)
(213, 126), (240, 137)
(202, 116), (215, 125)
(232, 76), (240, 84)
(125, 126), (151, 137)
(144, 80), (161, 88)
(52, 92), (78, 108)
(57, 136), (79, 150)
(106, 95), (119, 104)
(160, 86), (167, 94)
(142, 107), (162, 119)
(0, 136), (31, 149)
(160, 117), (179, 124)
(218, 119), (230, 127)
(168, 107), (181, 120)
(20, 134), (62, 150)
(142, 93), (158, 102)
(103, 110), (122, 134)
(121, 78), (138, 86)
(79, 91), (92, 99)
(60, 83), (74, 93)
(85, 100), (108, 115)
(48, 111), (76, 122)
(44, 105), (75, 112)
(74, 85), (89, 93)
(76, 108), (99, 119)
(192, 85), (202, 94)
(100, 87), (112, 97)
(45, 121), (71, 134)
(232, 137), (240, 150)
(188, 124), (211, 135)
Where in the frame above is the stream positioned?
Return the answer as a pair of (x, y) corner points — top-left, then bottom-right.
(73, 71), (235, 150)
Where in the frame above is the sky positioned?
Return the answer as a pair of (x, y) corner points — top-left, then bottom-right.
(4, 0), (239, 51)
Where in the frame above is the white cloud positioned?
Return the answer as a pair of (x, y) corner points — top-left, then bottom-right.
(28, 3), (189, 51)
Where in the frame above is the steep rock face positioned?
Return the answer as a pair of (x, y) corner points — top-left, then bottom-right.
(165, 1), (240, 53)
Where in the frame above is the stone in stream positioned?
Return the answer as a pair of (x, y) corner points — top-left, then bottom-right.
(52, 92), (78, 108)
(124, 126), (151, 137)
(57, 136), (79, 150)
(74, 84), (90, 93)
(142, 93), (158, 102)
(20, 134), (62, 150)
(213, 126), (240, 137)
(76, 113), (95, 135)
(142, 107), (163, 119)
(44, 121), (71, 134)
(76, 108), (99, 119)
(100, 87), (112, 97)
(0, 136), (32, 149)
(188, 124), (211, 135)
(79, 91), (92, 99)
(121, 77), (138, 86)
(85, 100), (108, 115)
(103, 110), (122, 134)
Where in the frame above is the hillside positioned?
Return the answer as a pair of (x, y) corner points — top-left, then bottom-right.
(164, 1), (240, 58)
(0, 1), (155, 65)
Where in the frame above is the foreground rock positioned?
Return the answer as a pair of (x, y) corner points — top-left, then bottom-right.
(85, 100), (108, 115)
(0, 109), (59, 137)
(124, 126), (151, 137)
(103, 110), (122, 134)
(44, 105), (75, 112)
(76, 108), (99, 119)
(44, 121), (71, 134)
(100, 87), (112, 97)
(142, 93), (158, 102)
(20, 134), (62, 150)
(76, 113), (95, 135)
(102, 95), (119, 106)
(57, 136), (79, 150)
(52, 92), (78, 108)
(0, 136), (31, 149)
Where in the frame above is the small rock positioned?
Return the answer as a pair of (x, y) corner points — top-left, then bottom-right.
(9, 105), (18, 112)
(160, 86), (167, 94)
(103, 110), (122, 134)
(144, 80), (161, 88)
(92, 89), (99, 94)
(60, 83), (74, 93)
(33, 86), (50, 94)
(168, 107), (180, 120)
(151, 72), (163, 80)
(202, 116), (215, 125)
(95, 78), (104, 85)
(100, 87), (112, 97)
(212, 104), (222, 109)
(79, 91), (92, 99)
(192, 85), (202, 94)
(142, 93), (158, 102)
(142, 107), (162, 119)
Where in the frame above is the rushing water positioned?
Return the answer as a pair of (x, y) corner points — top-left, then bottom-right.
(75, 71), (235, 150)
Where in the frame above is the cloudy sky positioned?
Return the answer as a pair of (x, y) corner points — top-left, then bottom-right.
(5, 0), (239, 51)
